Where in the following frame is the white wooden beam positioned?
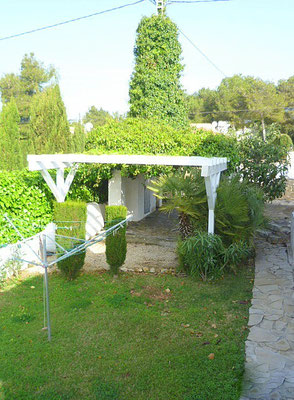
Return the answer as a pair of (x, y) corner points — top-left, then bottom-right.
(28, 154), (227, 170)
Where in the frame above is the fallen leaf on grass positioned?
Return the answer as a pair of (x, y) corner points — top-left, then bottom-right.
(211, 324), (217, 329)
(181, 324), (190, 328)
(216, 339), (221, 345)
(202, 341), (211, 346)
(208, 353), (215, 360)
(214, 334), (219, 338)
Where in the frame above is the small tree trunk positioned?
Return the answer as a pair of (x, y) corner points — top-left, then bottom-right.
(179, 212), (193, 240)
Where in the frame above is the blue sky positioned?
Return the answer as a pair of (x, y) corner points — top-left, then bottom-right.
(0, 0), (293, 120)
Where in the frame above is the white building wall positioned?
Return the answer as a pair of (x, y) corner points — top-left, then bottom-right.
(108, 171), (158, 222)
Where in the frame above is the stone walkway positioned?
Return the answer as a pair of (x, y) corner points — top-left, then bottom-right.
(241, 239), (294, 399)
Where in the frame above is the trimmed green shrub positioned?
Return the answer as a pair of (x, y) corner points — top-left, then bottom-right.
(53, 201), (87, 280)
(105, 206), (127, 275)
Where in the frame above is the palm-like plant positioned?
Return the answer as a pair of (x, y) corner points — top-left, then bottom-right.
(148, 171), (264, 244)
(148, 168), (207, 239)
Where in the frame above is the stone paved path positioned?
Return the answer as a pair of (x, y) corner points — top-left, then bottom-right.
(241, 239), (294, 400)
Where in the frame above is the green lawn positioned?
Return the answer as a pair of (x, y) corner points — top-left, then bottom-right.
(0, 268), (253, 400)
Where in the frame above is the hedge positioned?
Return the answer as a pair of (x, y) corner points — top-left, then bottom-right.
(0, 170), (53, 245)
(105, 205), (127, 275)
(54, 201), (87, 280)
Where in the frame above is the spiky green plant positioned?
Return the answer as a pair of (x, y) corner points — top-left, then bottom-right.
(148, 168), (207, 239)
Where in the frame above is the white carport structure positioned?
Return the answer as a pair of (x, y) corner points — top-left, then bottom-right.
(27, 154), (227, 234)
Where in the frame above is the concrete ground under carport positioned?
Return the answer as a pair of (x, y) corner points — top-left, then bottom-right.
(83, 210), (179, 273)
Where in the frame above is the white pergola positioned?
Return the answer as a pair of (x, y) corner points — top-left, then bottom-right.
(27, 154), (227, 234)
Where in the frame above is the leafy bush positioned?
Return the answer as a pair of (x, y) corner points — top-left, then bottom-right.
(105, 206), (127, 275)
(178, 232), (225, 280)
(54, 201), (87, 280)
(0, 170), (52, 245)
(149, 171), (264, 245)
(85, 118), (240, 176)
(178, 232), (252, 280)
(237, 135), (289, 201)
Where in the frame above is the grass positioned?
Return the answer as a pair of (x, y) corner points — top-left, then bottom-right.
(0, 267), (254, 400)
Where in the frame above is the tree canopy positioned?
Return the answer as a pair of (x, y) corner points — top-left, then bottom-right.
(186, 74), (293, 140)
(83, 106), (112, 127)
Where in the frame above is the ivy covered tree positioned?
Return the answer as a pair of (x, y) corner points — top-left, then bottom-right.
(128, 14), (188, 128)
(29, 85), (72, 154)
(0, 99), (23, 170)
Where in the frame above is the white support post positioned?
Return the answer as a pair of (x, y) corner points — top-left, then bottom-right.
(204, 172), (221, 234)
(38, 162), (78, 203)
(108, 170), (124, 206)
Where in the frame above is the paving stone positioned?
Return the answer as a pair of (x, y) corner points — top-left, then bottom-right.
(247, 327), (278, 342)
(241, 228), (294, 399)
(248, 313), (264, 326)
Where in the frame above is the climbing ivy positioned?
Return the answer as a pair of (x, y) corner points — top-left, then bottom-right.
(128, 15), (188, 128)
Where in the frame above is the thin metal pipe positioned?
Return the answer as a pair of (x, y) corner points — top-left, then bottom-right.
(41, 235), (51, 342)
(4, 214), (43, 263)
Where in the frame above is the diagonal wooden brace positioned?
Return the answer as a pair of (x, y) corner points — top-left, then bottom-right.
(38, 162), (79, 202)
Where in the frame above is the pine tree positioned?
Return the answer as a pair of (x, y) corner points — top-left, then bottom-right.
(29, 85), (72, 154)
(71, 121), (85, 153)
(129, 15), (188, 128)
(0, 99), (23, 170)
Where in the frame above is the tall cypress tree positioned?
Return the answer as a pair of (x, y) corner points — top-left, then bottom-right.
(0, 99), (23, 170)
(129, 15), (188, 128)
(29, 85), (72, 154)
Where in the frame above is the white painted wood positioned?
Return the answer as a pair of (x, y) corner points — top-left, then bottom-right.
(208, 209), (215, 234)
(108, 170), (124, 206)
(28, 154), (227, 170)
(205, 172), (221, 234)
(38, 161), (78, 203)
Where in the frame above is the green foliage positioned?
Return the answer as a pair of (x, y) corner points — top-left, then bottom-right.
(178, 232), (225, 280)
(70, 121), (86, 153)
(0, 99), (23, 170)
(29, 85), (72, 154)
(54, 201), (87, 280)
(105, 206), (127, 275)
(277, 76), (294, 140)
(83, 106), (113, 127)
(149, 171), (264, 246)
(178, 232), (252, 280)
(148, 169), (207, 238)
(223, 241), (252, 272)
(0, 53), (56, 140)
(0, 170), (52, 245)
(129, 15), (188, 128)
(237, 134), (289, 201)
(215, 177), (252, 246)
(86, 118), (240, 175)
(186, 88), (217, 123)
(68, 164), (111, 203)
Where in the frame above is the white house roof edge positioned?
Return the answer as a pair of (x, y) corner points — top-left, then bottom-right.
(27, 154), (227, 170)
